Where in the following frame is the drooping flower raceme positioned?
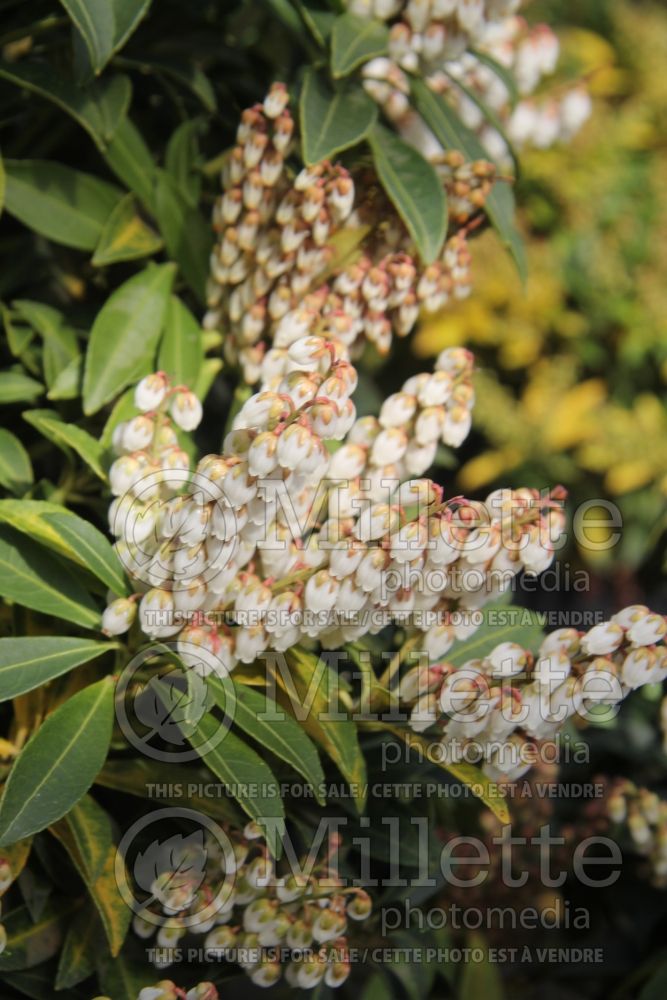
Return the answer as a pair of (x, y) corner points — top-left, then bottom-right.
(399, 606), (667, 780)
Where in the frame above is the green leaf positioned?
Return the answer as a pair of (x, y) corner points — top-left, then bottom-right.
(60, 0), (151, 75)
(330, 11), (389, 78)
(0, 499), (127, 594)
(211, 680), (325, 803)
(157, 295), (204, 389)
(300, 69), (378, 166)
(283, 647), (367, 812)
(0, 153), (4, 218)
(97, 948), (156, 998)
(0, 429), (32, 494)
(0, 677), (114, 846)
(410, 80), (526, 280)
(0, 63), (131, 150)
(368, 123), (447, 265)
(96, 758), (240, 825)
(470, 48), (519, 108)
(92, 193), (162, 266)
(83, 262), (176, 414)
(60, 0), (115, 75)
(0, 525), (99, 629)
(0, 901), (75, 972)
(55, 904), (99, 989)
(387, 726), (510, 824)
(1, 302), (35, 360)
(50, 816), (129, 955)
(189, 713), (285, 858)
(0, 637), (118, 702)
(165, 120), (203, 208)
(60, 795), (113, 884)
(23, 409), (107, 482)
(0, 369), (43, 404)
(124, 56), (216, 112)
(12, 300), (79, 389)
(446, 602), (545, 667)
(3, 160), (122, 251)
(294, 1), (336, 46)
(46, 355), (83, 400)
(102, 116), (157, 210)
(152, 170), (211, 304)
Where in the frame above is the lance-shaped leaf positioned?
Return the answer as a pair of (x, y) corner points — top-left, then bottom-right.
(0, 526), (99, 629)
(134, 668), (209, 745)
(50, 818), (130, 956)
(0, 637), (118, 702)
(0, 499), (128, 595)
(300, 69), (377, 166)
(55, 904), (100, 989)
(0, 429), (32, 494)
(368, 124), (447, 265)
(83, 262), (175, 414)
(188, 713), (285, 857)
(58, 795), (113, 884)
(158, 295), (204, 388)
(103, 117), (157, 209)
(411, 80), (526, 280)
(3, 160), (121, 251)
(330, 11), (389, 77)
(152, 170), (210, 304)
(0, 677), (114, 846)
(23, 409), (107, 481)
(210, 679), (326, 803)
(282, 647), (367, 812)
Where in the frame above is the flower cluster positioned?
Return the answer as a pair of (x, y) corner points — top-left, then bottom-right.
(204, 84), (356, 383)
(204, 84), (498, 380)
(360, 8), (591, 167)
(607, 780), (667, 888)
(400, 605), (667, 780)
(104, 334), (568, 664)
(348, 0), (523, 66)
(133, 822), (371, 990)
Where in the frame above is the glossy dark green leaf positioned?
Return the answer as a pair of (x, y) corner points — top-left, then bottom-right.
(3, 160), (121, 251)
(0, 525), (99, 629)
(368, 123), (447, 264)
(0, 677), (114, 846)
(83, 262), (176, 414)
(165, 120), (203, 208)
(0, 637), (118, 702)
(0, 63), (131, 150)
(300, 69), (378, 166)
(55, 904), (99, 989)
(331, 11), (389, 77)
(189, 713), (285, 857)
(211, 680), (325, 803)
(12, 300), (79, 389)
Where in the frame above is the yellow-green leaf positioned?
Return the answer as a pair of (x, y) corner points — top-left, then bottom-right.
(92, 193), (163, 266)
(23, 409), (106, 481)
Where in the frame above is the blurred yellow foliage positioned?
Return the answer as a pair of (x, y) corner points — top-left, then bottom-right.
(415, 2), (667, 567)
